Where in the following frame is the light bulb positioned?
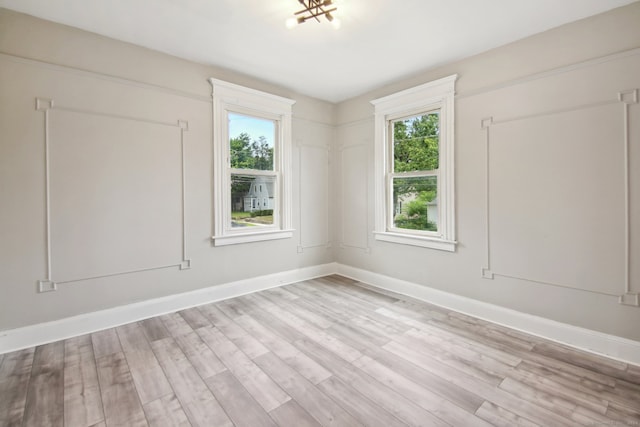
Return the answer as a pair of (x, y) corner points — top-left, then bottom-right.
(286, 17), (299, 29)
(331, 17), (341, 29)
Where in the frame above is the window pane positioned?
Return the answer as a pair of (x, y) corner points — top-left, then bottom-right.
(230, 174), (275, 228)
(229, 113), (275, 170)
(393, 112), (439, 173)
(392, 176), (438, 232)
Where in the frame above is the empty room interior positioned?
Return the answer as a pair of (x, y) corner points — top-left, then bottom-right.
(1, 0), (640, 425)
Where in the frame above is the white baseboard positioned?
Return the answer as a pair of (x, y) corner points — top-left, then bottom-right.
(336, 264), (640, 366)
(3, 261), (639, 367)
(0, 262), (337, 354)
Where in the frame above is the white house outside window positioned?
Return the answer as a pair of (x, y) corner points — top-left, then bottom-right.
(210, 79), (295, 246)
(371, 75), (457, 251)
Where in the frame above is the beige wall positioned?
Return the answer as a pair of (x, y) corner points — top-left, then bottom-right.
(0, 8), (334, 330)
(334, 2), (640, 341)
(1, 3), (640, 344)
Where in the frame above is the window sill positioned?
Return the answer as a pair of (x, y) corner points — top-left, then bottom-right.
(212, 229), (294, 246)
(373, 231), (457, 252)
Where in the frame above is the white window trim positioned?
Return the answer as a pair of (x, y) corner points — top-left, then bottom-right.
(371, 74), (457, 252)
(209, 78), (295, 246)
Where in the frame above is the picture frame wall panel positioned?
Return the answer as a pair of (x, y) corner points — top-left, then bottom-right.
(340, 144), (369, 251)
(48, 109), (184, 282)
(298, 143), (330, 251)
(0, 56), (194, 290)
(487, 104), (625, 295)
(476, 51), (640, 302)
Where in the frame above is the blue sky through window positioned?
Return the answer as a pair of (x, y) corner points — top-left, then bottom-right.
(228, 112), (275, 148)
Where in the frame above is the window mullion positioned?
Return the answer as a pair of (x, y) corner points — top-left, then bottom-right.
(229, 168), (277, 177)
(393, 170), (438, 178)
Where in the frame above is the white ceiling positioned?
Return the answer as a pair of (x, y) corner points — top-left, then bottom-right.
(0, 0), (636, 103)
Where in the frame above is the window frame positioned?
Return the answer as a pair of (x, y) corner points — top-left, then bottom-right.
(387, 109), (440, 237)
(371, 75), (457, 252)
(210, 78), (295, 246)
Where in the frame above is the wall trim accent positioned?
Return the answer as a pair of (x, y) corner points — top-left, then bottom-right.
(480, 92), (636, 303)
(457, 47), (640, 100)
(619, 89), (638, 306)
(335, 264), (640, 366)
(0, 263), (338, 354)
(339, 143), (371, 253)
(297, 141), (332, 253)
(35, 99), (191, 289)
(334, 50), (640, 126)
(178, 119), (191, 270)
(292, 115), (335, 130)
(35, 98), (54, 291)
(1, 52), (210, 103)
(335, 116), (374, 130)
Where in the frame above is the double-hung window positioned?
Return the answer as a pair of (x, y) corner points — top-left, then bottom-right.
(210, 79), (295, 246)
(371, 75), (457, 251)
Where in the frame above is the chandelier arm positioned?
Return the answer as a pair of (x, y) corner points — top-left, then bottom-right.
(289, 0), (337, 26)
(293, 7), (337, 18)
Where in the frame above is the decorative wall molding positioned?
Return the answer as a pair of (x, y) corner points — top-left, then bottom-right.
(35, 98), (191, 291)
(335, 264), (640, 366)
(619, 88), (638, 306)
(339, 143), (370, 253)
(620, 293), (639, 307)
(335, 116), (375, 130)
(480, 116), (494, 281)
(1, 52), (210, 103)
(480, 91), (637, 306)
(178, 119), (190, 270)
(292, 115), (335, 130)
(457, 48), (640, 100)
(297, 141), (331, 253)
(35, 98), (55, 292)
(0, 263), (337, 354)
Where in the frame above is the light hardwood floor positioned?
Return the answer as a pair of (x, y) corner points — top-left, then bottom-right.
(1, 275), (639, 426)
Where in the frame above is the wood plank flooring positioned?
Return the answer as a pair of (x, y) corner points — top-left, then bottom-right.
(1, 275), (639, 427)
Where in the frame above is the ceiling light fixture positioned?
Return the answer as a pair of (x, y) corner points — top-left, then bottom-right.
(286, 0), (341, 29)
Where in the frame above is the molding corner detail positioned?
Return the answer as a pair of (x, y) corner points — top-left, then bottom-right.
(481, 268), (494, 279)
(619, 293), (639, 307)
(179, 260), (192, 270)
(35, 98), (53, 111)
(618, 89), (638, 105)
(37, 280), (57, 293)
(481, 117), (493, 129)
